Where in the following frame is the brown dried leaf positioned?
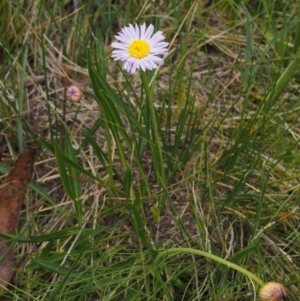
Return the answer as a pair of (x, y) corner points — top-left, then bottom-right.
(0, 147), (36, 292)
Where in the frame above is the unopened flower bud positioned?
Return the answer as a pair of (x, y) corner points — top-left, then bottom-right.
(259, 282), (287, 301)
(66, 85), (82, 102)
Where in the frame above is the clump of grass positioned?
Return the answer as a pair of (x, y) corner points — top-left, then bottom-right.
(0, 0), (299, 300)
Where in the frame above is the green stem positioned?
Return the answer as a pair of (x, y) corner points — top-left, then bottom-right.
(153, 247), (265, 287)
(140, 72), (166, 186)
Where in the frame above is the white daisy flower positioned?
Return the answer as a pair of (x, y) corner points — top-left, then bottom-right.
(111, 23), (169, 74)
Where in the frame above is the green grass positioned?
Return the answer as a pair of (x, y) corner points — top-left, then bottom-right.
(0, 0), (299, 300)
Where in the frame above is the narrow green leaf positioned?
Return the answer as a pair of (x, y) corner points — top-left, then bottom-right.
(241, 3), (253, 83)
(29, 258), (70, 275)
(0, 227), (106, 243)
(54, 139), (75, 200)
(64, 133), (81, 199)
(123, 168), (132, 199)
(128, 204), (148, 245)
(64, 133), (82, 223)
(17, 44), (28, 152)
(38, 135), (102, 183)
(229, 239), (260, 263)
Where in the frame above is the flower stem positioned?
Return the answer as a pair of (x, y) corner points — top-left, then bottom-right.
(140, 71), (166, 186)
(153, 247), (265, 287)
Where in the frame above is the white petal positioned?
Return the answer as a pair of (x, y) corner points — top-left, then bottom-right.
(140, 23), (146, 39)
(112, 53), (130, 61)
(144, 24), (154, 40)
(115, 35), (130, 44)
(139, 61), (146, 71)
(147, 55), (164, 65)
(150, 41), (169, 49)
(150, 61), (159, 69)
(111, 23), (168, 74)
(123, 26), (132, 40)
(141, 60), (153, 70)
(151, 47), (168, 55)
(123, 61), (131, 73)
(131, 61), (138, 73)
(111, 42), (128, 49)
(135, 24), (140, 38)
(145, 58), (158, 69)
(128, 24), (138, 39)
(149, 32), (165, 44)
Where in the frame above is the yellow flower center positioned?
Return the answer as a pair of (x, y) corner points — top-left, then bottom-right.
(128, 40), (150, 59)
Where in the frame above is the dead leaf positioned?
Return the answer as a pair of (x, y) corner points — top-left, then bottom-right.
(0, 147), (36, 292)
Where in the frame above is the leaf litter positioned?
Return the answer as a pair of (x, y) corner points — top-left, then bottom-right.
(0, 147), (36, 292)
